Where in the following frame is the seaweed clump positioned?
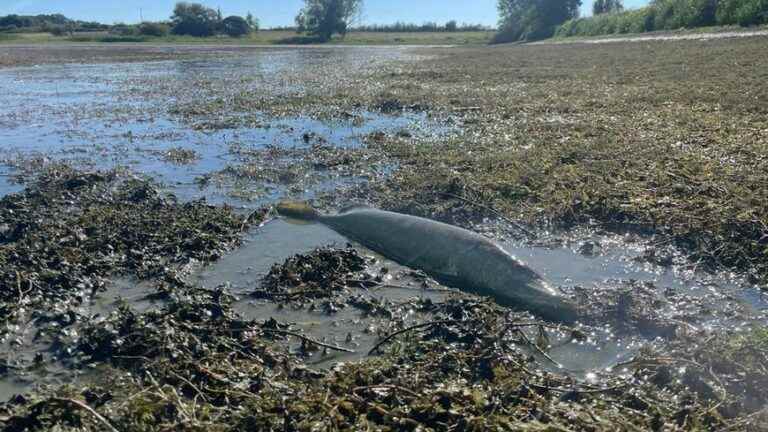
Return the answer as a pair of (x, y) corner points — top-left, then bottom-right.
(0, 165), (265, 338)
(256, 247), (367, 301)
(4, 284), (768, 431)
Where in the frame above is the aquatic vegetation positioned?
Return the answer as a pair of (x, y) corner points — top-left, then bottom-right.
(345, 37), (768, 284)
(156, 147), (200, 165)
(2, 251), (766, 430)
(257, 247), (367, 300)
(0, 37), (767, 431)
(0, 165), (266, 388)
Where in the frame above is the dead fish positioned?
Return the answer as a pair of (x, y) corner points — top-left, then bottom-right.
(276, 202), (579, 323)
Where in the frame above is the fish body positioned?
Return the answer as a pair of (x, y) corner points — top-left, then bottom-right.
(277, 203), (579, 323)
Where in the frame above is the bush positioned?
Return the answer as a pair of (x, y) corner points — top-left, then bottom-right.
(110, 24), (138, 36)
(730, 0), (768, 25)
(652, 0), (718, 29)
(494, 0), (581, 42)
(171, 2), (218, 37)
(554, 0), (768, 38)
(138, 22), (169, 37)
(221, 15), (250, 37)
(48, 25), (67, 36)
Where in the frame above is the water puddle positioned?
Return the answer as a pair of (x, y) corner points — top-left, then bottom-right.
(196, 219), (456, 367)
(503, 233), (768, 316)
(0, 48), (455, 401)
(3, 217), (767, 401)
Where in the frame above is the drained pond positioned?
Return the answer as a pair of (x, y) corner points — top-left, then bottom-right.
(0, 44), (767, 431)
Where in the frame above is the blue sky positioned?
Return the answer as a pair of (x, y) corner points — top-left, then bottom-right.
(1, 0), (651, 27)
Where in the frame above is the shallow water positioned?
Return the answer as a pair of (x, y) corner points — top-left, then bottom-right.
(196, 219), (455, 367)
(0, 48), (447, 206)
(196, 219), (768, 376)
(0, 48), (456, 401)
(504, 235), (768, 315)
(1, 48), (767, 401)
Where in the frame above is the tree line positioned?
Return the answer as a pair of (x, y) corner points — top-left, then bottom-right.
(0, 0), (481, 42)
(8, 0), (760, 43)
(353, 21), (491, 32)
(493, 0), (768, 42)
(0, 14), (108, 34)
(556, 0), (768, 38)
(110, 3), (259, 38)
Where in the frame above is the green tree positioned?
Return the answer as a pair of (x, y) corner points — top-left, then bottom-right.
(295, 0), (362, 41)
(594, 0), (624, 15)
(246, 12), (260, 31)
(222, 15), (251, 37)
(495, 0), (582, 42)
(170, 2), (219, 37)
(445, 20), (458, 31)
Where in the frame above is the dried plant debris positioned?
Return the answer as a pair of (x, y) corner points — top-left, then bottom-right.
(256, 247), (367, 301)
(199, 142), (391, 203)
(0, 165), (267, 381)
(298, 38), (768, 284)
(2, 274), (767, 431)
(155, 147), (200, 165)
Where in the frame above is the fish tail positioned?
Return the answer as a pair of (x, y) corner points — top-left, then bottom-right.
(275, 201), (320, 221)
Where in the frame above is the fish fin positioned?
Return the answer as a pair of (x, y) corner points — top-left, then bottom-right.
(275, 201), (319, 221)
(338, 203), (372, 214)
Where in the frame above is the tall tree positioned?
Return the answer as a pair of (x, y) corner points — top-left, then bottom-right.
(495, 0), (581, 42)
(295, 0), (362, 41)
(245, 12), (259, 31)
(170, 2), (219, 37)
(593, 0), (624, 15)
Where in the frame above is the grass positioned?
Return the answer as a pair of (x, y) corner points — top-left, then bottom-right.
(0, 30), (493, 45)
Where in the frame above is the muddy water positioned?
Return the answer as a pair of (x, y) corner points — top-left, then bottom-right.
(196, 219), (455, 367)
(194, 219), (768, 378)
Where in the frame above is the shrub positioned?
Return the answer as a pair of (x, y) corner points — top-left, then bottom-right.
(652, 0), (717, 29)
(221, 15), (250, 37)
(138, 22), (169, 37)
(48, 25), (67, 36)
(110, 24), (139, 36)
(732, 0), (768, 25)
(553, 0), (767, 38)
(494, 0), (581, 42)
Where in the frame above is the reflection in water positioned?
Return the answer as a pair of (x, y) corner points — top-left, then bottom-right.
(0, 47), (446, 207)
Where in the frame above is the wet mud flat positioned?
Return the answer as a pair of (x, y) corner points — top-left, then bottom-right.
(0, 44), (378, 69)
(0, 41), (767, 430)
